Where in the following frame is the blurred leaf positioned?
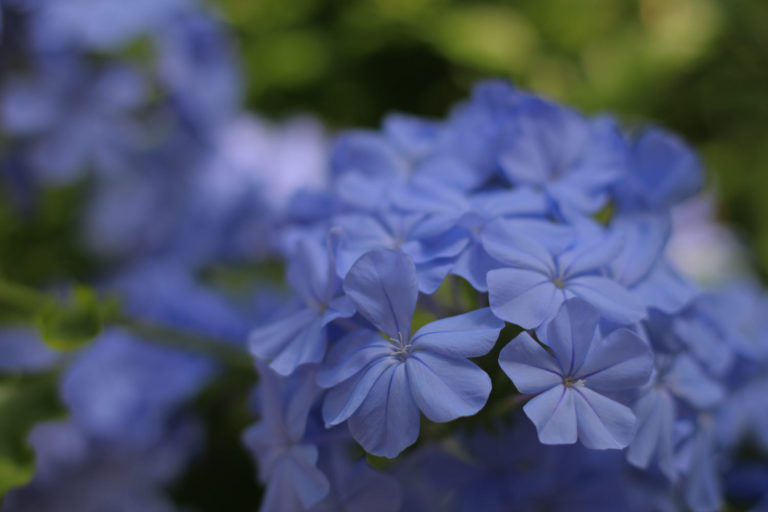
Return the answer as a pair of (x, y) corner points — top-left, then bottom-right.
(0, 373), (64, 498)
(427, 5), (538, 74)
(0, 183), (94, 287)
(36, 287), (102, 351)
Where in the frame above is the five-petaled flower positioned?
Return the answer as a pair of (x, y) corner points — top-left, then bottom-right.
(498, 298), (653, 449)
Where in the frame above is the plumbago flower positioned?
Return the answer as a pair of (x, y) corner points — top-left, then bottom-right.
(249, 237), (355, 375)
(485, 218), (647, 329)
(243, 366), (329, 512)
(499, 299), (653, 449)
(318, 249), (504, 458)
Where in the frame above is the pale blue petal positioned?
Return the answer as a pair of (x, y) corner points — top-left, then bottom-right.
(415, 258), (453, 294)
(481, 218), (557, 274)
(343, 249), (418, 340)
(260, 444), (330, 512)
(410, 308), (504, 357)
(406, 351), (491, 422)
(498, 332), (562, 394)
(469, 187), (548, 218)
(487, 268), (562, 329)
(626, 388), (676, 480)
(609, 214), (671, 287)
(633, 260), (698, 314)
(559, 228), (625, 278)
(523, 384), (577, 445)
(450, 242), (501, 291)
(249, 308), (326, 376)
(322, 357), (395, 427)
(331, 131), (405, 179)
(416, 156), (482, 191)
(348, 364), (421, 458)
(401, 227), (470, 263)
(286, 237), (331, 307)
(665, 354), (724, 410)
(391, 174), (470, 215)
(317, 330), (391, 389)
(322, 295), (356, 325)
(572, 386), (637, 449)
(542, 298), (600, 376)
(333, 214), (395, 276)
(683, 427), (722, 512)
(567, 275), (646, 325)
(575, 328), (653, 390)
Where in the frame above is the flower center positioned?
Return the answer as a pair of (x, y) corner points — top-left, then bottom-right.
(563, 376), (586, 388)
(552, 277), (566, 289)
(388, 332), (412, 362)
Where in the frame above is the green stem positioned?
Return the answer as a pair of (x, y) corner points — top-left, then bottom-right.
(0, 280), (56, 311)
(0, 278), (253, 373)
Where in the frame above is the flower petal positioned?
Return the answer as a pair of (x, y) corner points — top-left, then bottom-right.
(567, 275), (646, 325)
(410, 307), (504, 358)
(626, 388), (676, 480)
(487, 268), (562, 329)
(348, 364), (421, 458)
(450, 241), (501, 292)
(260, 444), (330, 511)
(575, 328), (653, 391)
(406, 351), (491, 422)
(343, 249), (418, 340)
(498, 332), (562, 394)
(523, 384), (577, 445)
(322, 357), (396, 427)
(317, 330), (391, 389)
(249, 308), (325, 376)
(572, 386), (637, 449)
(541, 298), (600, 376)
(481, 218), (557, 274)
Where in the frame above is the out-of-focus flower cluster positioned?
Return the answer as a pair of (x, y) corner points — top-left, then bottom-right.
(1, 1), (767, 512)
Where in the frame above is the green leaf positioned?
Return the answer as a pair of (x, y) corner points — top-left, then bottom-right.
(0, 373), (64, 498)
(36, 286), (103, 350)
(0, 458), (33, 497)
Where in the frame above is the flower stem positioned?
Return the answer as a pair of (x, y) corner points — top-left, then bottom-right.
(0, 278), (253, 372)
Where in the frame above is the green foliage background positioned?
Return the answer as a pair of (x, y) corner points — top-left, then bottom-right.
(215, 0), (768, 278)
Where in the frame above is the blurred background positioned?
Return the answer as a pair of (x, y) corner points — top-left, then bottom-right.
(220, 0), (768, 279)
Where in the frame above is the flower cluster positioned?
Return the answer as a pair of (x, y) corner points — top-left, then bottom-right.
(247, 81), (768, 512)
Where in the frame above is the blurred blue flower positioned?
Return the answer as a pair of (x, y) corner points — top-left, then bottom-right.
(243, 365), (329, 512)
(4, 418), (200, 512)
(61, 330), (211, 447)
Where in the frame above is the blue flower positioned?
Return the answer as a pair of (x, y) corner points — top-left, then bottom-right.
(499, 299), (653, 449)
(243, 365), (329, 512)
(677, 418), (722, 512)
(485, 219), (646, 329)
(250, 237), (355, 376)
(318, 249), (503, 458)
(391, 179), (552, 291)
(0, 328), (58, 373)
(614, 127), (702, 214)
(331, 208), (460, 292)
(499, 97), (626, 215)
(627, 353), (724, 480)
(310, 447), (402, 512)
(61, 330), (211, 446)
(4, 418), (200, 512)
